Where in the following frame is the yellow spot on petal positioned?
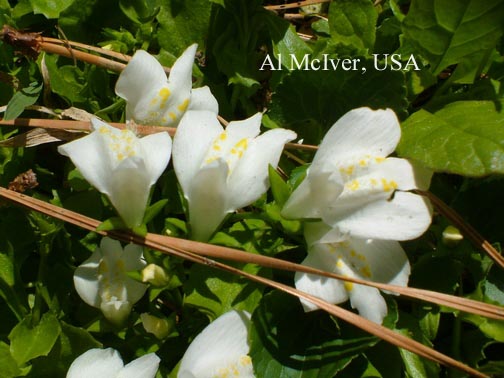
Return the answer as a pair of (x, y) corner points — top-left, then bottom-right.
(350, 250), (356, 257)
(347, 179), (360, 191)
(169, 112), (177, 121)
(219, 132), (228, 141)
(359, 159), (367, 167)
(158, 88), (171, 109)
(336, 259), (344, 268)
(230, 148), (237, 155)
(344, 282), (353, 291)
(381, 179), (398, 192)
(357, 254), (366, 262)
(375, 156), (385, 163)
(177, 98), (189, 112)
(150, 97), (158, 106)
(370, 178), (378, 186)
(339, 165), (355, 175)
(213, 144), (221, 151)
(360, 266), (372, 278)
(240, 356), (252, 366)
(235, 138), (248, 150)
(98, 126), (110, 134)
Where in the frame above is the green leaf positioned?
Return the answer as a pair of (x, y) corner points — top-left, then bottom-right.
(250, 291), (378, 378)
(143, 199), (168, 224)
(157, 0), (213, 55)
(4, 82), (42, 121)
(29, 321), (101, 376)
(9, 313), (61, 365)
(119, 0), (159, 24)
(96, 217), (127, 232)
(29, 0), (75, 18)
(397, 101), (504, 176)
(402, 0), (504, 74)
(263, 10), (312, 69)
(0, 253), (14, 287)
(268, 63), (407, 144)
(184, 263), (265, 318)
(44, 55), (87, 104)
(328, 0), (378, 52)
(268, 165), (290, 207)
(0, 342), (20, 378)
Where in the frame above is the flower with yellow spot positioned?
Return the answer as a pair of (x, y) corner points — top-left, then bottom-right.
(172, 110), (296, 241)
(73, 237), (148, 325)
(282, 107), (432, 243)
(115, 44), (218, 127)
(178, 310), (255, 378)
(294, 223), (411, 324)
(58, 118), (172, 228)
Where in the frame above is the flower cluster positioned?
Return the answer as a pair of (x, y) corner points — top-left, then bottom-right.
(61, 45), (432, 375)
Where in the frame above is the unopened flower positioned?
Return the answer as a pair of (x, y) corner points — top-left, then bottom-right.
(141, 313), (173, 339)
(58, 118), (171, 228)
(295, 223), (410, 324)
(178, 310), (255, 378)
(141, 263), (170, 286)
(282, 107), (432, 242)
(73, 237), (148, 325)
(67, 348), (159, 378)
(115, 44), (218, 126)
(172, 110), (296, 241)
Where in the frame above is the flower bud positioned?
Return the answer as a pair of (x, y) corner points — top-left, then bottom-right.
(141, 263), (170, 286)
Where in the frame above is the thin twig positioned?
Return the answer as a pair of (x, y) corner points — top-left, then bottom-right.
(264, 0), (331, 11)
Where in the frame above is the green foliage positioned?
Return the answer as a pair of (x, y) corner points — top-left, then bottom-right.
(0, 0), (503, 376)
(398, 101), (504, 176)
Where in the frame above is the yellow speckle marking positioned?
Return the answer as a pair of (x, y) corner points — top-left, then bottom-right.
(158, 87), (171, 109)
(347, 179), (360, 191)
(381, 178), (398, 192)
(344, 282), (353, 291)
(350, 250), (356, 257)
(375, 156), (385, 163)
(359, 159), (367, 167)
(360, 266), (372, 278)
(177, 98), (189, 112)
(219, 132), (228, 141)
(370, 178), (378, 186)
(169, 112), (177, 121)
(339, 165), (355, 175)
(336, 260), (344, 268)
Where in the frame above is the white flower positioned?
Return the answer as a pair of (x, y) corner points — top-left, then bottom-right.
(282, 107), (432, 243)
(73, 237), (148, 324)
(115, 44), (218, 126)
(295, 223), (410, 324)
(172, 110), (296, 241)
(58, 118), (172, 228)
(178, 310), (255, 378)
(67, 348), (159, 378)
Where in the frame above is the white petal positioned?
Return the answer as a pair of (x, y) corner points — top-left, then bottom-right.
(346, 238), (410, 287)
(139, 132), (172, 185)
(168, 44), (197, 93)
(115, 50), (167, 121)
(281, 168), (344, 219)
(325, 191), (432, 241)
(73, 248), (103, 308)
(117, 354), (160, 378)
(314, 108), (400, 167)
(67, 348), (123, 378)
(173, 110), (223, 194)
(100, 298), (132, 325)
(178, 310), (253, 378)
(226, 113), (263, 141)
(187, 159), (229, 241)
(189, 86), (219, 114)
(58, 129), (113, 195)
(303, 222), (346, 246)
(108, 156), (151, 228)
(227, 128), (296, 210)
(122, 244), (148, 305)
(347, 283), (388, 324)
(294, 244), (348, 312)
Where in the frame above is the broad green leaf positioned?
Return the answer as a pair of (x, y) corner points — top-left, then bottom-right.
(44, 55), (87, 104)
(0, 253), (14, 287)
(402, 0), (504, 74)
(157, 0), (213, 55)
(9, 313), (61, 365)
(143, 199), (168, 224)
(184, 263), (264, 318)
(328, 0), (378, 52)
(119, 0), (159, 24)
(397, 101), (504, 176)
(263, 10), (312, 69)
(268, 62), (407, 144)
(4, 82), (42, 120)
(29, 321), (101, 376)
(0, 342), (20, 378)
(29, 0), (75, 18)
(249, 291), (377, 378)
